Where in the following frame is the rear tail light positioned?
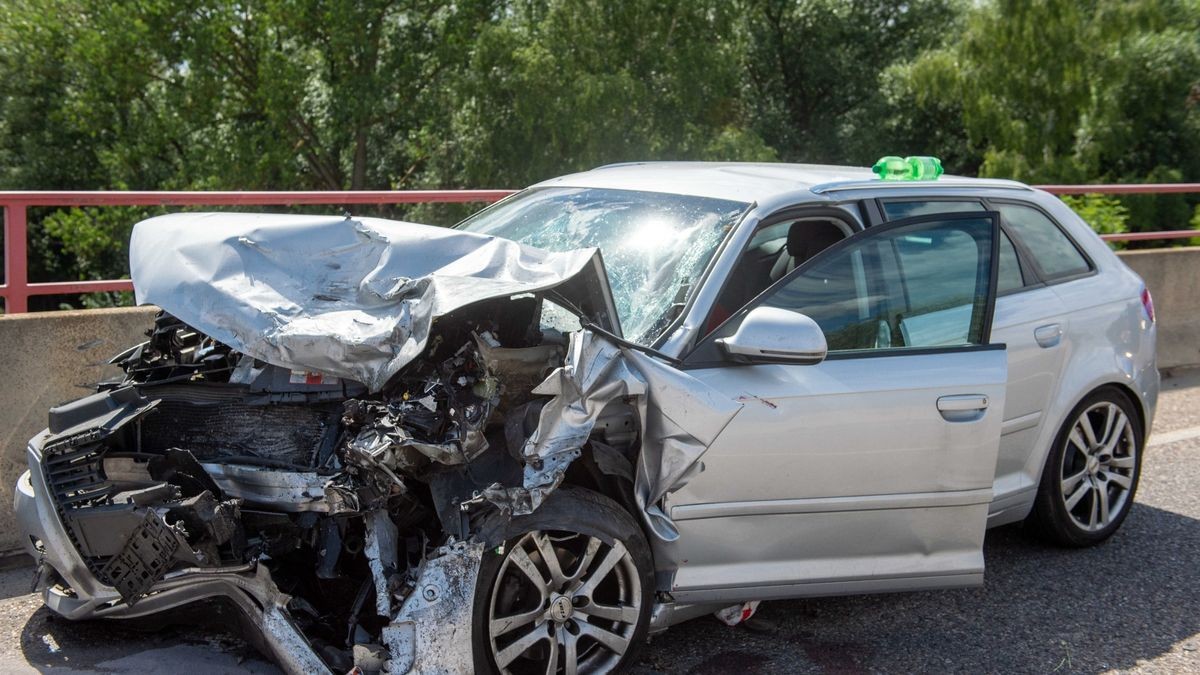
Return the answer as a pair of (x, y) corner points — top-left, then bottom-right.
(1141, 286), (1155, 323)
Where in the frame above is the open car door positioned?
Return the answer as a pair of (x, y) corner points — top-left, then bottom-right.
(661, 212), (1008, 603)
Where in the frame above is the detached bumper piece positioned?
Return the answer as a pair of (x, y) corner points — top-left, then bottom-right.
(99, 511), (179, 604)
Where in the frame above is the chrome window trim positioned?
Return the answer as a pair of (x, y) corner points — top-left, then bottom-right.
(678, 342), (1007, 371)
(810, 179), (1032, 195)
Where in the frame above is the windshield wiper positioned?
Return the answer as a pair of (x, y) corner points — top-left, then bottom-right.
(545, 290), (681, 366)
(580, 321), (682, 367)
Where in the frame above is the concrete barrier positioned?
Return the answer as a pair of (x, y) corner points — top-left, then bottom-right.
(0, 306), (157, 557)
(0, 250), (1194, 558)
(1117, 248), (1200, 372)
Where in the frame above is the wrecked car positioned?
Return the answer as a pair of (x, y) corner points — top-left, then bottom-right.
(15, 161), (1158, 673)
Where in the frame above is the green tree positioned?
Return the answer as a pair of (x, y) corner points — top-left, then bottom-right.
(738, 0), (962, 166)
(879, 49), (979, 175)
(431, 0), (774, 191)
(1060, 194), (1129, 248)
(0, 0), (501, 299)
(4, 0), (1200, 298)
(890, 0), (1200, 233)
(0, 0), (500, 192)
(894, 6), (1199, 164)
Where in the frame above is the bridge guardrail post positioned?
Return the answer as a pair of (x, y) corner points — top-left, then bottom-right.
(2, 201), (28, 313)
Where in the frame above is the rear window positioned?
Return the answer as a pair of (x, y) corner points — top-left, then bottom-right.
(995, 203), (1091, 280)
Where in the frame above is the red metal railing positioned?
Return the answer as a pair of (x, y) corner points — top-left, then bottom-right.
(0, 190), (516, 313)
(1038, 183), (1200, 243)
(0, 184), (1196, 313)
(1036, 183), (1200, 195)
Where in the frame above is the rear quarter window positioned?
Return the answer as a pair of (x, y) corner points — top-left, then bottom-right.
(995, 203), (1091, 280)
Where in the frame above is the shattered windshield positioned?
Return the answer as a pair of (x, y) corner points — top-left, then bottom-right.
(458, 187), (748, 344)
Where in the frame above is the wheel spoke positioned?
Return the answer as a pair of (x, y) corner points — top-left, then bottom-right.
(510, 544), (551, 597)
(495, 623), (549, 669)
(543, 627), (560, 675)
(1061, 468), (1088, 496)
(574, 541), (627, 599)
(1096, 483), (1111, 525)
(577, 620), (630, 656)
(1109, 455), (1136, 469)
(565, 536), (601, 584)
(1105, 471), (1132, 490)
(563, 629), (579, 675)
(1079, 412), (1100, 449)
(491, 607), (545, 638)
(1065, 479), (1090, 511)
(580, 600), (640, 625)
(1099, 404), (1118, 444)
(1087, 487), (1100, 528)
(533, 532), (568, 589)
(1101, 413), (1128, 454)
(1067, 428), (1090, 456)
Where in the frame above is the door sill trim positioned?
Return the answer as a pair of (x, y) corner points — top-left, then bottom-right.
(671, 488), (994, 521)
(670, 571), (984, 604)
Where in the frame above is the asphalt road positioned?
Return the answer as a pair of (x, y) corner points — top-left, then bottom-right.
(4, 370), (1200, 674)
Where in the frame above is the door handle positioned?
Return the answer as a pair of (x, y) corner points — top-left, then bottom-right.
(937, 394), (989, 422)
(1034, 323), (1062, 348)
(937, 394), (989, 412)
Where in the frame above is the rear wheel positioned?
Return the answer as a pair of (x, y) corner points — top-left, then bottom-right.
(1027, 388), (1143, 546)
(473, 488), (653, 674)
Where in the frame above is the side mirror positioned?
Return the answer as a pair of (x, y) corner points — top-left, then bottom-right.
(716, 307), (828, 365)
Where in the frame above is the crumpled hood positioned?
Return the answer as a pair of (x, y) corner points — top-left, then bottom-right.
(130, 212), (605, 391)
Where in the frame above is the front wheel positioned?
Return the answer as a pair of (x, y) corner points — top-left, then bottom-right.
(1027, 388), (1144, 546)
(472, 487), (654, 674)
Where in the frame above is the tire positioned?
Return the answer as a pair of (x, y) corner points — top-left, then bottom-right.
(472, 487), (654, 674)
(1027, 387), (1144, 547)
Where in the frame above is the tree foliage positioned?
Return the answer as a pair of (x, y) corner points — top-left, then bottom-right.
(739, 0), (961, 165)
(887, 0), (1200, 186)
(0, 0), (1198, 297)
(1060, 194), (1130, 247)
(436, 0), (777, 189)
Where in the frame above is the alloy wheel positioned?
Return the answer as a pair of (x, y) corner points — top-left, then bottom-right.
(1059, 401), (1138, 532)
(487, 530), (642, 674)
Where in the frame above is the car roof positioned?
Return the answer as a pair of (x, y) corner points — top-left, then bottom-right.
(530, 161), (1030, 204)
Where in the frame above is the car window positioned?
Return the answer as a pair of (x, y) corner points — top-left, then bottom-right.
(753, 215), (996, 352)
(457, 187), (748, 345)
(994, 203), (1090, 280)
(882, 200), (985, 219)
(748, 220), (793, 249)
(882, 199), (1024, 293)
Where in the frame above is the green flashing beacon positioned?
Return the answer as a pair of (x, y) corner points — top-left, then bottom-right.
(872, 155), (944, 181)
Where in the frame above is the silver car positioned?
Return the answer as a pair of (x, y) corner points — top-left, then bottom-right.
(15, 161), (1157, 674)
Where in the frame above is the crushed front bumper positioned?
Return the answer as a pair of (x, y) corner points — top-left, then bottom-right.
(15, 437), (482, 674)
